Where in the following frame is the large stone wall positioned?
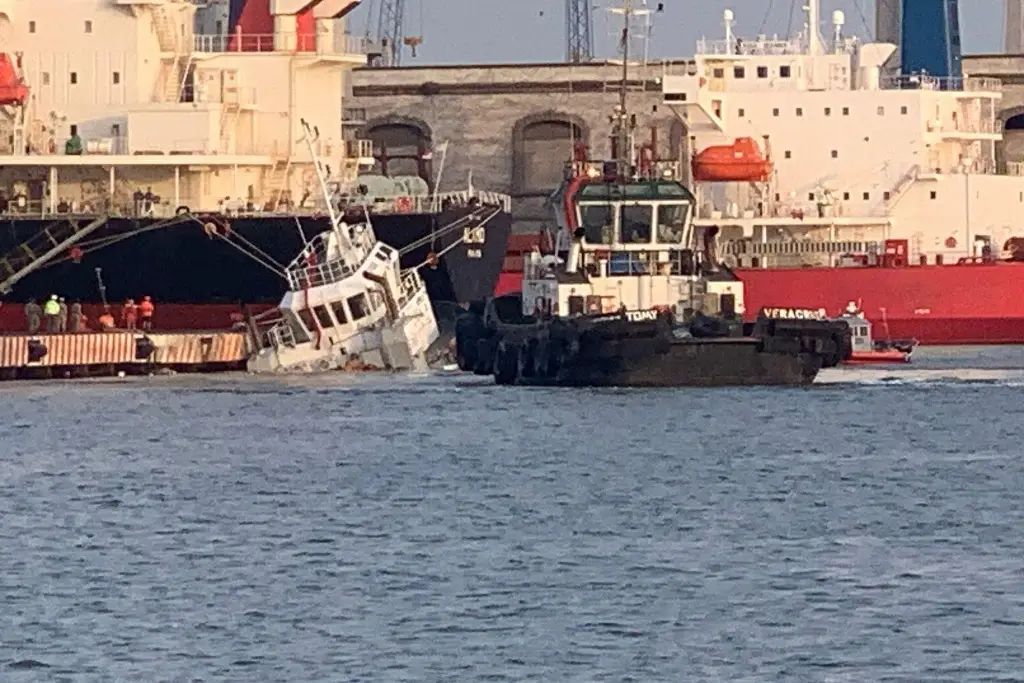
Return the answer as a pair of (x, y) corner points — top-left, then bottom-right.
(348, 55), (1024, 231)
(348, 61), (693, 234)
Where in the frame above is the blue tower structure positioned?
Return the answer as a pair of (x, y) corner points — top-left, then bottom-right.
(898, 0), (962, 79)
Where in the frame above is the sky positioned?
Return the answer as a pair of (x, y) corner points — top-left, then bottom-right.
(350, 0), (1008, 65)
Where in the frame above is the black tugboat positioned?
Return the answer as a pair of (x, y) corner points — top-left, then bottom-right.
(452, 0), (851, 387)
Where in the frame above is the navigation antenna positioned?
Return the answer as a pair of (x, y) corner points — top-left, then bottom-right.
(606, 0), (661, 179)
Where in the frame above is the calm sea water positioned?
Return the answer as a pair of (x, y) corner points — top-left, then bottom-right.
(2, 346), (1024, 681)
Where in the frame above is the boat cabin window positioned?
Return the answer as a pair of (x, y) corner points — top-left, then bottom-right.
(348, 293), (370, 320)
(859, 326), (869, 337)
(656, 203), (689, 244)
(313, 305), (334, 329)
(285, 311), (311, 344)
(579, 203), (614, 244)
(330, 301), (348, 324)
(620, 204), (652, 244)
(296, 308), (317, 334)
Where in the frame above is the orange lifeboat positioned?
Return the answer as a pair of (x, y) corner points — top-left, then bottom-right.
(0, 54), (28, 106)
(691, 137), (773, 183)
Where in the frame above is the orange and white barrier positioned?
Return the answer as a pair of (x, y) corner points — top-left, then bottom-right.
(0, 330), (250, 372)
(147, 332), (249, 365)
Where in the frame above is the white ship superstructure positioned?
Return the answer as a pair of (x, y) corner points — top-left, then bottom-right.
(661, 1), (1020, 267)
(0, 0), (372, 216)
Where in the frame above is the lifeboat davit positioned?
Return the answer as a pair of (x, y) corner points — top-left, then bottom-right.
(0, 54), (28, 106)
(691, 137), (773, 183)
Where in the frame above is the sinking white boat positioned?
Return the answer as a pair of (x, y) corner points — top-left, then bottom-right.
(246, 120), (440, 374)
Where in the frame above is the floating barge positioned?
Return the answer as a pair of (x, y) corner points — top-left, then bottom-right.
(0, 330), (249, 380)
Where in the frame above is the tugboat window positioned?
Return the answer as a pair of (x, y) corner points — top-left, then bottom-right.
(330, 301), (348, 324)
(313, 305), (333, 328)
(579, 204), (614, 244)
(285, 312), (311, 344)
(620, 204), (652, 244)
(296, 308), (317, 334)
(656, 204), (689, 243)
(348, 293), (370, 320)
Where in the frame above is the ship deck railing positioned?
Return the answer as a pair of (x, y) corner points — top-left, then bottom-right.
(192, 32), (368, 56)
(882, 75), (1002, 93)
(721, 239), (884, 255)
(0, 187), (513, 221)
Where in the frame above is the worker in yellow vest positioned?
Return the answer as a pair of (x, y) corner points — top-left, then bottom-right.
(43, 295), (60, 332)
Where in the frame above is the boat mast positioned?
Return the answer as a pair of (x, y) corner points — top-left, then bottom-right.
(613, 0), (633, 179)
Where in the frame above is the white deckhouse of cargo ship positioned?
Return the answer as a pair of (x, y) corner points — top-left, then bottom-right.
(661, 0), (1016, 267)
(0, 0), (373, 216)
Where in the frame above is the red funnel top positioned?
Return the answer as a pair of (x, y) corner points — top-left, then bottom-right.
(0, 54), (28, 106)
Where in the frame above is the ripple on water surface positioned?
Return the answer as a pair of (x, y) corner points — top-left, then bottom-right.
(0, 357), (1023, 681)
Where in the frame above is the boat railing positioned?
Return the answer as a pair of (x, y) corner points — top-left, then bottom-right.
(398, 269), (425, 306)
(1007, 161), (1024, 177)
(266, 321), (297, 350)
(2, 133), (284, 158)
(882, 75), (1002, 93)
(336, 189), (512, 215)
(696, 37), (810, 57)
(0, 187), (513, 220)
(192, 32), (368, 56)
(721, 239), (884, 256)
(286, 256), (356, 291)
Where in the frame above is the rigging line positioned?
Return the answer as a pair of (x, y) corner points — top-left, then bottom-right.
(408, 208), (500, 271)
(39, 215), (191, 267)
(397, 209), (487, 256)
(211, 234), (287, 279)
(757, 0), (775, 35)
(216, 226), (286, 271)
(785, 0), (797, 40)
(850, 0), (873, 40)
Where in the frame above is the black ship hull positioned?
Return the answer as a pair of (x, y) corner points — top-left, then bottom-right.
(0, 206), (512, 331)
(455, 296), (852, 387)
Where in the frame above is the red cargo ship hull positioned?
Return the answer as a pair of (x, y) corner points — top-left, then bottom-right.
(735, 264), (1024, 345)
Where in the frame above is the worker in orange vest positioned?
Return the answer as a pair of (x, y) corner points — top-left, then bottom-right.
(139, 296), (154, 330)
(97, 307), (115, 331)
(122, 298), (138, 330)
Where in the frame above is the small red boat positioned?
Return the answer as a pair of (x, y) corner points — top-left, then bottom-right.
(691, 137), (773, 183)
(835, 302), (916, 365)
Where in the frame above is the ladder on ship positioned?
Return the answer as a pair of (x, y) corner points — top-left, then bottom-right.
(0, 216), (108, 294)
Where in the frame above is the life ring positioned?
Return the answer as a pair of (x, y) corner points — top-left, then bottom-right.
(317, 358), (331, 372)
(945, 236), (957, 249)
(395, 196), (413, 213)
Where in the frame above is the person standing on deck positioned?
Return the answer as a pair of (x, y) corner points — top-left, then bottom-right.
(97, 307), (115, 331)
(139, 296), (154, 330)
(57, 297), (68, 333)
(68, 301), (83, 332)
(24, 299), (41, 333)
(122, 298), (137, 330)
(43, 295), (60, 332)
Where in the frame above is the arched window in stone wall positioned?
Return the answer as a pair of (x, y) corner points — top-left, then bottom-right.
(363, 116), (434, 183)
(512, 113), (589, 195)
